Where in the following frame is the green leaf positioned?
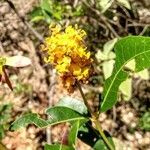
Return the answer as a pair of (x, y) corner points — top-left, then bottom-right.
(46, 106), (87, 125)
(44, 144), (74, 150)
(29, 7), (44, 22)
(31, 16), (45, 22)
(94, 135), (114, 150)
(30, 7), (43, 17)
(57, 96), (88, 115)
(78, 122), (115, 150)
(11, 98), (88, 130)
(139, 112), (150, 131)
(101, 36), (150, 112)
(0, 125), (4, 139)
(68, 120), (80, 147)
(0, 104), (12, 123)
(10, 113), (48, 130)
(41, 0), (52, 13)
(42, 11), (52, 23)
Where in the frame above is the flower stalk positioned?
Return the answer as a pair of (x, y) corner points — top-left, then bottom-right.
(77, 81), (114, 150)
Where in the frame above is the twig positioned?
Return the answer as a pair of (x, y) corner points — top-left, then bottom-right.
(77, 81), (114, 150)
(77, 81), (93, 116)
(127, 23), (150, 27)
(73, 0), (78, 8)
(82, 0), (119, 38)
(139, 25), (149, 35)
(5, 0), (44, 43)
(0, 41), (4, 53)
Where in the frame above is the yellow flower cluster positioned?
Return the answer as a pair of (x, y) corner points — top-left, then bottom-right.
(42, 24), (92, 92)
(0, 57), (6, 75)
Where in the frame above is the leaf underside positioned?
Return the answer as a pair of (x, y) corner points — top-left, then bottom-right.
(101, 36), (150, 112)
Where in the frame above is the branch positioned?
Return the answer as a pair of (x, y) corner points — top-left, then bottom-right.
(5, 0), (44, 43)
(82, 0), (120, 38)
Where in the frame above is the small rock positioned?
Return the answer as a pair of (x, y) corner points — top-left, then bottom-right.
(0, 3), (10, 15)
(130, 122), (136, 128)
(126, 133), (135, 141)
(18, 42), (29, 51)
(135, 131), (142, 139)
(9, 31), (19, 40)
(7, 24), (13, 31)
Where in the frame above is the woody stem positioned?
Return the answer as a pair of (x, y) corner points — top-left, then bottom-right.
(77, 81), (114, 150)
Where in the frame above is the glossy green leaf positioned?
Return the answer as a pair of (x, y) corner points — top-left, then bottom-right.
(11, 97), (88, 130)
(57, 96), (88, 115)
(46, 106), (87, 125)
(68, 120), (80, 147)
(94, 136), (114, 150)
(78, 122), (115, 150)
(44, 144), (74, 150)
(101, 36), (150, 112)
(10, 113), (48, 130)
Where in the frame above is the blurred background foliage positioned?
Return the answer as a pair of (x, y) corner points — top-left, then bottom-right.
(0, 104), (12, 139)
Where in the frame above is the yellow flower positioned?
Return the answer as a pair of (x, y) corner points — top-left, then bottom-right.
(56, 56), (71, 73)
(42, 24), (92, 92)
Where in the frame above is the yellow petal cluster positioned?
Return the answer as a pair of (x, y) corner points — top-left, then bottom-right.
(0, 57), (6, 75)
(42, 24), (92, 92)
